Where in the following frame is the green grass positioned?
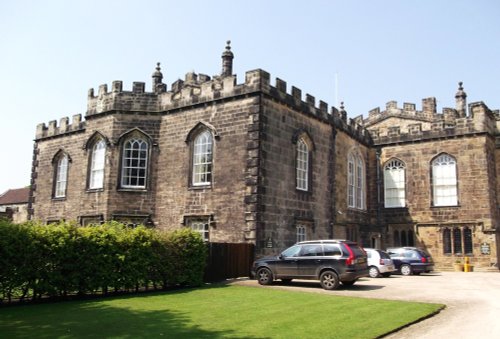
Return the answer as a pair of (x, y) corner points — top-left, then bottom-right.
(0, 284), (443, 338)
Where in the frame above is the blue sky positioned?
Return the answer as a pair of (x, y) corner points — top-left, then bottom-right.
(0, 0), (499, 194)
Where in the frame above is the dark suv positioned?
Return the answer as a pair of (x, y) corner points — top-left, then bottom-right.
(386, 247), (434, 275)
(252, 240), (369, 290)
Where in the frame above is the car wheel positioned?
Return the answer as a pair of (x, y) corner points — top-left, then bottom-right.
(341, 279), (357, 286)
(281, 279), (292, 284)
(382, 273), (391, 278)
(369, 266), (380, 278)
(256, 267), (273, 285)
(319, 270), (340, 290)
(400, 264), (412, 276)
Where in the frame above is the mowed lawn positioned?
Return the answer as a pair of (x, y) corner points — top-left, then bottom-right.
(0, 284), (443, 338)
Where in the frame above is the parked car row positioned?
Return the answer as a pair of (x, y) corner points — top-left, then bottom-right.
(251, 240), (434, 291)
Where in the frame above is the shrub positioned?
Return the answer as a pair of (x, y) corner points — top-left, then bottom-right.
(0, 220), (207, 303)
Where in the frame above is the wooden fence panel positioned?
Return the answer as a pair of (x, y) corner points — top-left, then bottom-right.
(204, 243), (255, 282)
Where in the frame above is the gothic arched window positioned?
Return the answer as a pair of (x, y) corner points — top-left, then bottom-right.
(432, 154), (458, 206)
(121, 137), (149, 189)
(384, 159), (406, 208)
(89, 139), (106, 189)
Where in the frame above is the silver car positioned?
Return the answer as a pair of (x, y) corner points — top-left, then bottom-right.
(364, 248), (397, 278)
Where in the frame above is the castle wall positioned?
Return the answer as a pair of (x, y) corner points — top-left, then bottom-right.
(154, 96), (257, 243)
(257, 98), (335, 254)
(377, 133), (497, 269)
(30, 51), (499, 271)
(333, 129), (373, 245)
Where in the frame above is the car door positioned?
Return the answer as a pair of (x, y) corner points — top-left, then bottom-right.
(388, 249), (404, 270)
(296, 244), (324, 278)
(273, 244), (301, 278)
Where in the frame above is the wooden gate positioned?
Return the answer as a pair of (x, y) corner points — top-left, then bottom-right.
(204, 243), (255, 282)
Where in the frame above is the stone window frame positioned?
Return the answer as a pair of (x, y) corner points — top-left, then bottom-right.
(296, 224), (306, 242)
(79, 214), (104, 226)
(443, 226), (473, 256)
(117, 128), (153, 191)
(292, 130), (314, 193)
(295, 219), (314, 243)
(112, 213), (152, 227)
(184, 214), (214, 242)
(431, 153), (459, 207)
(347, 149), (366, 210)
(84, 131), (110, 191)
(185, 122), (219, 189)
(392, 227), (415, 247)
(383, 158), (406, 208)
(52, 150), (71, 199)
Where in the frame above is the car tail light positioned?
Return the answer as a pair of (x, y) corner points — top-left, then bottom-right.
(421, 257), (427, 263)
(345, 245), (355, 265)
(379, 259), (385, 265)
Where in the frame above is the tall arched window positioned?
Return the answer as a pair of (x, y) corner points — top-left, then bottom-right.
(89, 139), (106, 189)
(54, 154), (69, 198)
(384, 159), (406, 208)
(432, 154), (458, 206)
(192, 130), (213, 186)
(121, 137), (148, 189)
(348, 152), (365, 209)
(296, 138), (309, 191)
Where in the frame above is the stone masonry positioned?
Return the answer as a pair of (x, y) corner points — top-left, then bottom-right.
(30, 43), (500, 271)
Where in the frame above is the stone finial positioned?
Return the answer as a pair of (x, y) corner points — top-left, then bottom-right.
(455, 81), (467, 117)
(152, 62), (164, 91)
(340, 101), (347, 122)
(221, 40), (234, 77)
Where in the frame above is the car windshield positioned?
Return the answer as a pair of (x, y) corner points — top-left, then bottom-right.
(281, 245), (301, 258)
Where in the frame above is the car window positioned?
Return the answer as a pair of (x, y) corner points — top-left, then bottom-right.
(300, 244), (324, 256)
(417, 249), (430, 257)
(323, 244), (342, 256)
(349, 245), (366, 257)
(405, 250), (419, 259)
(281, 245), (301, 258)
(366, 250), (372, 259)
(378, 251), (391, 259)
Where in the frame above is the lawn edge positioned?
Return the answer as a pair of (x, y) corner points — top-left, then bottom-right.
(376, 304), (446, 338)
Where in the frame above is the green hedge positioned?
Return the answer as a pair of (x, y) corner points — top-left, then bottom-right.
(0, 220), (207, 303)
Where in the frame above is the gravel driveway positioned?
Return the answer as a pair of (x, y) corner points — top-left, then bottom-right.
(232, 272), (500, 338)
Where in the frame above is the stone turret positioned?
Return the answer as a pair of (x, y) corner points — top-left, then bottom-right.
(221, 40), (234, 77)
(455, 81), (467, 117)
(152, 62), (166, 93)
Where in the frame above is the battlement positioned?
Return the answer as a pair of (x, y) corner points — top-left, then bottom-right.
(36, 114), (85, 140)
(34, 42), (367, 144)
(364, 99), (497, 145)
(84, 67), (371, 143)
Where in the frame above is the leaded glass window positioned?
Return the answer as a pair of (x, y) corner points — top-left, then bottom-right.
(296, 139), (309, 191)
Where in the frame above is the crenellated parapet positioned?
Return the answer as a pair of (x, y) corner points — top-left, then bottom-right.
(36, 114), (85, 140)
(364, 94), (498, 145)
(84, 67), (372, 143)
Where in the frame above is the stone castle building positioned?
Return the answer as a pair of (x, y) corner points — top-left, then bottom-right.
(30, 42), (499, 271)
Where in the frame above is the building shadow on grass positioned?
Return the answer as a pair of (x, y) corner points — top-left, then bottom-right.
(0, 284), (269, 339)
